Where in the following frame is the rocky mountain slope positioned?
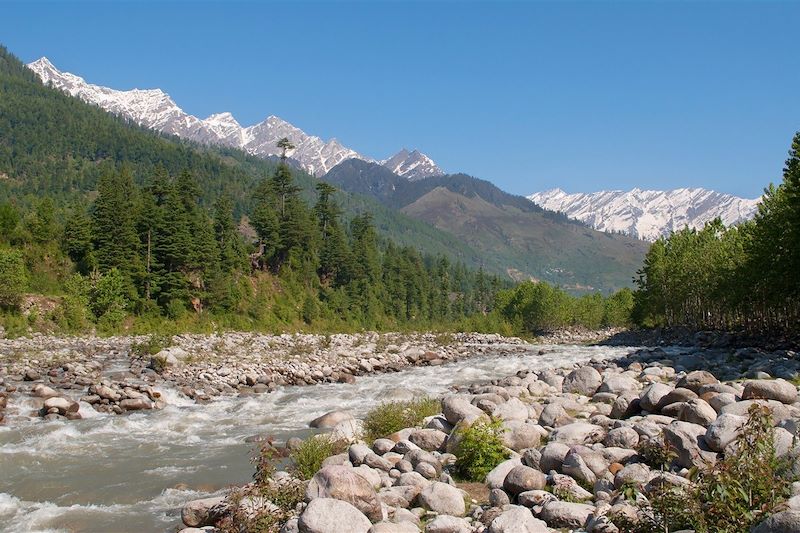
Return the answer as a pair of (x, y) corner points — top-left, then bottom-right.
(27, 57), (443, 179)
(528, 187), (760, 241)
(325, 160), (649, 291)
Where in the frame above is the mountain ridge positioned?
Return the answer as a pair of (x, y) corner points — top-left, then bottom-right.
(27, 57), (444, 180)
(528, 187), (760, 241)
(324, 159), (649, 291)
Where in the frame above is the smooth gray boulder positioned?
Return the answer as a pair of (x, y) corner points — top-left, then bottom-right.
(306, 465), (382, 521)
(743, 379), (798, 405)
(705, 413), (746, 452)
(503, 464), (547, 495)
(563, 366), (602, 396)
(679, 398), (718, 427)
(539, 501), (595, 529)
(639, 383), (673, 412)
(442, 396), (486, 425)
(663, 420), (718, 469)
(486, 458), (521, 489)
(549, 422), (605, 445)
(298, 498), (372, 533)
(424, 515), (471, 533)
(676, 370), (719, 393)
(488, 505), (549, 532)
(181, 496), (227, 528)
(750, 510), (800, 533)
(417, 481), (466, 516)
(310, 410), (354, 428)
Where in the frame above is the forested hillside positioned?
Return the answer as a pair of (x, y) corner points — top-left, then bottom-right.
(634, 132), (800, 335)
(325, 160), (649, 291)
(0, 46), (484, 269)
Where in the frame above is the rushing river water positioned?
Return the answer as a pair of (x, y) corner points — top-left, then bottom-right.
(0, 343), (651, 533)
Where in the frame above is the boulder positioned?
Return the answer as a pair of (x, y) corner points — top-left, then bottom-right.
(298, 498), (372, 533)
(539, 501), (595, 529)
(503, 465), (547, 495)
(603, 426), (639, 449)
(751, 510), (800, 533)
(663, 420), (717, 469)
(423, 515), (471, 533)
(539, 442), (571, 473)
(43, 396), (79, 414)
(676, 370), (719, 393)
(181, 496), (227, 528)
(502, 421), (544, 451)
(704, 413), (746, 452)
(409, 429), (448, 452)
(598, 375), (639, 395)
(639, 383), (673, 412)
(417, 481), (466, 517)
(120, 397), (152, 411)
(442, 396), (486, 425)
(549, 422), (605, 446)
(742, 379), (798, 405)
(720, 399), (790, 422)
(369, 522), (418, 533)
(311, 410), (354, 428)
(486, 458), (521, 489)
(656, 388), (697, 410)
(488, 505), (549, 533)
(306, 465), (382, 521)
(563, 366), (602, 396)
(679, 398), (717, 427)
(493, 397), (530, 422)
(538, 403), (569, 428)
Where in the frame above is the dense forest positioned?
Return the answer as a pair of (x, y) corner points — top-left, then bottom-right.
(0, 148), (512, 334)
(633, 132), (800, 335)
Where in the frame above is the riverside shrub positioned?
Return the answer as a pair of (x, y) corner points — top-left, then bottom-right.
(290, 434), (348, 480)
(614, 404), (795, 533)
(453, 419), (510, 481)
(362, 397), (441, 442)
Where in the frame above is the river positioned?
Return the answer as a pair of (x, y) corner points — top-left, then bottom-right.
(0, 343), (652, 533)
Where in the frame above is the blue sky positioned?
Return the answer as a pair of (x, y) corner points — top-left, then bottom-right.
(3, 1), (798, 198)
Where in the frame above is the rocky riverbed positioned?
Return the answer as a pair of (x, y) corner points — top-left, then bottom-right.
(0, 332), (530, 425)
(174, 342), (800, 533)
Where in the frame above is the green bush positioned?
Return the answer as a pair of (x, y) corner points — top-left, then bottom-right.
(453, 419), (510, 481)
(363, 397), (441, 442)
(290, 434), (348, 480)
(0, 248), (27, 309)
(219, 442), (307, 533)
(617, 404), (795, 533)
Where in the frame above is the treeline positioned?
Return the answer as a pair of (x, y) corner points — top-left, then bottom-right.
(494, 281), (634, 333)
(634, 132), (800, 334)
(0, 156), (504, 335)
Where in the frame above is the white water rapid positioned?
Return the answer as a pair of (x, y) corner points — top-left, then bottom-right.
(0, 343), (649, 532)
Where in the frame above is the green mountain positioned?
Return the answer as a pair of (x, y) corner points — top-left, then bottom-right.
(324, 159), (649, 291)
(0, 46), (482, 268)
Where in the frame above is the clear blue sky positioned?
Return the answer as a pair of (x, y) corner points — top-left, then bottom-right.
(3, 1), (798, 198)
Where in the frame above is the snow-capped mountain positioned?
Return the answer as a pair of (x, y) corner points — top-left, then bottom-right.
(27, 57), (443, 179)
(528, 187), (761, 241)
(380, 149), (443, 181)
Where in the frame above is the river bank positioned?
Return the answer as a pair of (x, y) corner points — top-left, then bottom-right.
(0, 332), (532, 426)
(175, 340), (800, 533)
(1, 340), (639, 532)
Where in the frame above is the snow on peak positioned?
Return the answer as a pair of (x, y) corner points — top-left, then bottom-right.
(25, 58), (443, 179)
(528, 187), (761, 241)
(381, 148), (444, 180)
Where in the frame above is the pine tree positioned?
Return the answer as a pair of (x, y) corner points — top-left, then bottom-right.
(314, 182), (349, 285)
(92, 167), (142, 284)
(63, 207), (95, 274)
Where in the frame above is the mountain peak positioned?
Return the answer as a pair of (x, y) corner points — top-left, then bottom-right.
(381, 148), (444, 181)
(25, 58), (444, 179)
(529, 187), (760, 241)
